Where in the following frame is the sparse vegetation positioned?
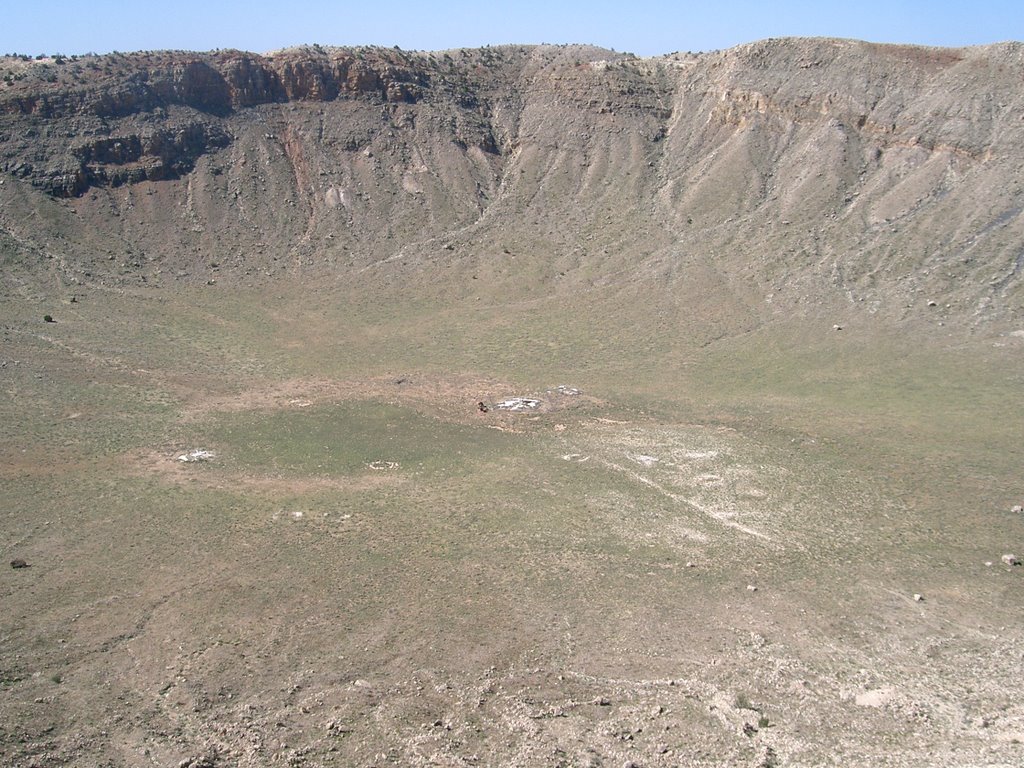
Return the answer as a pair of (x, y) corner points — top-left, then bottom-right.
(734, 692), (759, 711)
(0, 37), (1022, 768)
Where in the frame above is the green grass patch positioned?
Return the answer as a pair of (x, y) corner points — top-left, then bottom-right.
(202, 400), (516, 477)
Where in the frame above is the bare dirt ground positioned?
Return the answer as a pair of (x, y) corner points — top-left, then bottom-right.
(173, 373), (602, 427)
(2, 35), (1024, 766)
(4, 339), (1023, 767)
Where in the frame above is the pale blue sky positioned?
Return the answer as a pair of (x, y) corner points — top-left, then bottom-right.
(3, 1), (1022, 57)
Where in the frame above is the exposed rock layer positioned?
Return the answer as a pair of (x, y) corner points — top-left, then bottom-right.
(1, 39), (1022, 327)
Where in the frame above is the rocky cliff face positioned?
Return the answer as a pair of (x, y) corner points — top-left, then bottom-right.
(0, 46), (433, 195)
(1, 39), (1022, 327)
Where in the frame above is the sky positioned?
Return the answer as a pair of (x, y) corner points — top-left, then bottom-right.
(2, 1), (1023, 58)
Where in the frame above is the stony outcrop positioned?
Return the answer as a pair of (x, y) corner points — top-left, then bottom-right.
(0, 47), (434, 196)
(1, 39), (1022, 327)
(0, 47), (428, 121)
